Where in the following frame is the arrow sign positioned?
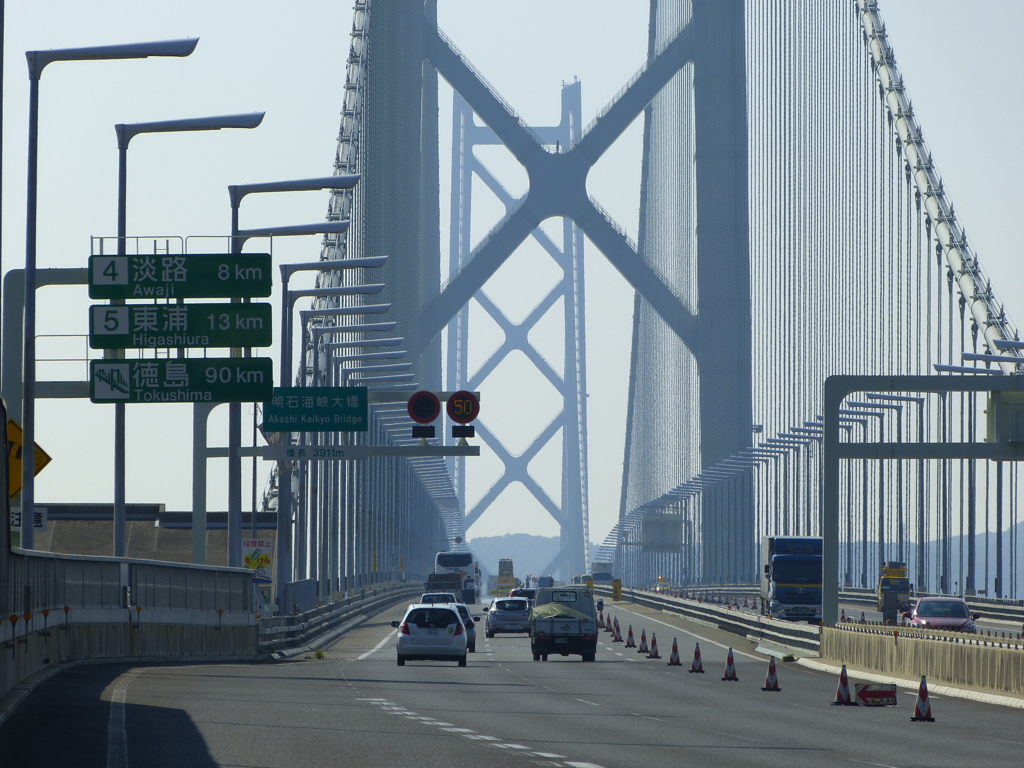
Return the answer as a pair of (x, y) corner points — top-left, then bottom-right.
(855, 683), (897, 706)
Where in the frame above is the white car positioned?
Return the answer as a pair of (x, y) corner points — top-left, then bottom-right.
(391, 603), (468, 667)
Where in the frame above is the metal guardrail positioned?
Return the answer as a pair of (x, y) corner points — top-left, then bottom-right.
(257, 583), (420, 654)
(596, 586), (822, 653)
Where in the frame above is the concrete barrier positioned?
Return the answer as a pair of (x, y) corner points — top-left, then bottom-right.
(821, 625), (1024, 696)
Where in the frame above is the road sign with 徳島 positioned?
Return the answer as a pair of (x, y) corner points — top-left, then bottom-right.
(89, 302), (273, 349)
(262, 387), (369, 432)
(89, 358), (273, 404)
(88, 253), (272, 299)
(7, 419), (52, 500)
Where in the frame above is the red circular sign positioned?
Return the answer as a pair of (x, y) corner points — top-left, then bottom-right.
(446, 390), (480, 424)
(407, 391), (441, 424)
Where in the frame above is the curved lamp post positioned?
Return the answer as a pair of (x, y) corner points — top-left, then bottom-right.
(20, 38), (198, 549)
(108, 112), (265, 558)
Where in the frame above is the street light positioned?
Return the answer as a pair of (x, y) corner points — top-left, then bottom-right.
(109, 112), (265, 559)
(226, 175), (362, 565)
(20, 38), (199, 550)
(274, 262), (387, 611)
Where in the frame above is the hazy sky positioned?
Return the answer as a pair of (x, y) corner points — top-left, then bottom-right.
(2, 1), (1022, 547)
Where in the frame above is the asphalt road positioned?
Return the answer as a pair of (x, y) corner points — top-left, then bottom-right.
(2, 601), (1021, 767)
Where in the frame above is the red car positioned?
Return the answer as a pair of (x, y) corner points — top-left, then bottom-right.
(902, 597), (979, 633)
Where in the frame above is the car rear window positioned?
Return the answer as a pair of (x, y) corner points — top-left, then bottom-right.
(495, 600), (528, 611)
(408, 609), (458, 627)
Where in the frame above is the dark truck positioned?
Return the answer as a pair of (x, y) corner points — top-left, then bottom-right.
(529, 586), (598, 662)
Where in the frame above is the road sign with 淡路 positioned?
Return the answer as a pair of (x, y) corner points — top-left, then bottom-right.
(90, 358), (273, 404)
(89, 303), (273, 349)
(88, 253), (272, 299)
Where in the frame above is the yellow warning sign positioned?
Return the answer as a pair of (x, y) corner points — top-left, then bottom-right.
(7, 419), (52, 500)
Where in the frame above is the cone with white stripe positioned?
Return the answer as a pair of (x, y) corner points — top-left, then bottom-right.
(840, 609), (846, 622)
(647, 633), (661, 659)
(625, 625), (636, 648)
(667, 638), (682, 666)
(637, 628), (649, 654)
(606, 614), (615, 634)
(761, 655), (781, 691)
(721, 647), (738, 681)
(911, 675), (935, 722)
(832, 664), (856, 705)
(613, 618), (623, 643)
(689, 642), (705, 673)
(598, 611), (605, 629)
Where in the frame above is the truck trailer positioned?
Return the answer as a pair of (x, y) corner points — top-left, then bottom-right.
(529, 586), (598, 662)
(760, 536), (823, 622)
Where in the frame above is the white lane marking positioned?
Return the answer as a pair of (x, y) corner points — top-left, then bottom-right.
(576, 698), (599, 706)
(847, 760), (897, 768)
(530, 752), (566, 759)
(994, 738), (1024, 747)
(631, 713), (663, 722)
(355, 697), (388, 701)
(441, 727), (475, 733)
(358, 631), (396, 660)
(717, 731), (757, 742)
(566, 763), (606, 768)
(612, 609), (761, 660)
(106, 670), (143, 768)
(464, 734), (500, 741)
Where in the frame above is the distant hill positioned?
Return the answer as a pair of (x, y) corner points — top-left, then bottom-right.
(467, 534), (564, 584)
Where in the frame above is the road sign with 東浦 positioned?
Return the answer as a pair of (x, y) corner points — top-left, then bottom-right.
(262, 387), (368, 432)
(90, 358), (273, 403)
(854, 683), (898, 706)
(88, 253), (272, 299)
(89, 303), (273, 349)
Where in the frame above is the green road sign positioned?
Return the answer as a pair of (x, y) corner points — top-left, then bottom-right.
(89, 303), (273, 349)
(88, 253), (272, 299)
(262, 386), (368, 432)
(90, 358), (273, 404)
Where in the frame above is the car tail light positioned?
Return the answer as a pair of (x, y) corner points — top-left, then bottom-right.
(399, 622), (411, 635)
(453, 622), (464, 636)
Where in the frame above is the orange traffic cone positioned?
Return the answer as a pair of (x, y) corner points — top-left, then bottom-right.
(613, 618), (623, 643)
(637, 628), (649, 654)
(840, 609), (846, 622)
(606, 615), (615, 634)
(721, 647), (738, 681)
(743, 596), (749, 608)
(625, 625), (636, 648)
(859, 611), (866, 625)
(648, 633), (661, 659)
(832, 664), (856, 705)
(667, 638), (682, 666)
(598, 611), (605, 629)
(761, 655), (781, 691)
(689, 642), (705, 673)
(911, 675), (935, 722)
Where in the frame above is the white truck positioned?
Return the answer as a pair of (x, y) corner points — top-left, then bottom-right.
(529, 585), (598, 662)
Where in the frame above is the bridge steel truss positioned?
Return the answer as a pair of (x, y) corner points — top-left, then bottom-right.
(599, 0), (1024, 601)
(444, 85), (592, 580)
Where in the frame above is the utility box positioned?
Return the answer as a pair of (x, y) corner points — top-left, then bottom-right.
(986, 391), (1024, 446)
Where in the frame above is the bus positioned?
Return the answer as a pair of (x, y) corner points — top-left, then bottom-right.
(434, 551), (480, 602)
